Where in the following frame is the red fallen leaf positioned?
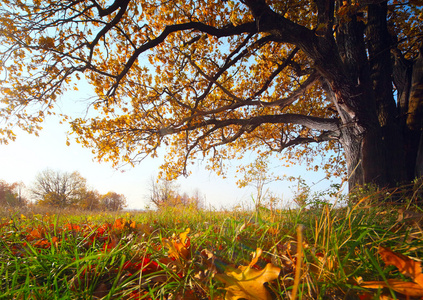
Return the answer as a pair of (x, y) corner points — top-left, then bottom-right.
(358, 291), (374, 300)
(84, 224), (110, 247)
(122, 256), (160, 275)
(34, 239), (51, 248)
(26, 227), (43, 241)
(96, 223), (110, 236)
(64, 223), (81, 232)
(102, 234), (119, 252)
(378, 246), (423, 287)
(11, 244), (24, 257)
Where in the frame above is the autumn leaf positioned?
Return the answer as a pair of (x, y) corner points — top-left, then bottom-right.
(214, 248), (281, 300)
(360, 279), (423, 297)
(163, 228), (191, 261)
(122, 256), (160, 275)
(360, 247), (423, 297)
(378, 246), (423, 287)
(64, 223), (81, 232)
(26, 228), (43, 241)
(34, 239), (51, 248)
(113, 218), (125, 230)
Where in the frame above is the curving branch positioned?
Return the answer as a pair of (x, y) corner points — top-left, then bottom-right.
(176, 113), (340, 175)
(160, 113), (340, 137)
(108, 21), (258, 97)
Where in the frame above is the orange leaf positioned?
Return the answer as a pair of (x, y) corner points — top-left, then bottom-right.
(113, 218), (125, 230)
(27, 228), (42, 240)
(163, 228), (191, 261)
(361, 279), (423, 297)
(378, 246), (423, 287)
(34, 239), (51, 248)
(65, 223), (81, 232)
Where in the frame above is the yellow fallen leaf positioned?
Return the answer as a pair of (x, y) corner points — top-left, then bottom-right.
(361, 279), (423, 297)
(214, 248), (281, 300)
(163, 228), (191, 261)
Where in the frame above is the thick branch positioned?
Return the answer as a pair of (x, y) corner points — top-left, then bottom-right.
(88, 0), (131, 63)
(242, 0), (316, 46)
(173, 70), (320, 127)
(160, 114), (340, 136)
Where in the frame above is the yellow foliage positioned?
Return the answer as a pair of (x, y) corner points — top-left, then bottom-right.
(0, 0), (419, 184)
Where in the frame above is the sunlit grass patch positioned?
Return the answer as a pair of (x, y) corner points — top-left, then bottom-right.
(1, 187), (423, 299)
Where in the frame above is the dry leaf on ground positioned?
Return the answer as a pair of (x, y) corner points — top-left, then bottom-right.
(378, 246), (423, 287)
(162, 228), (191, 261)
(214, 248), (281, 300)
(360, 279), (423, 297)
(360, 246), (423, 298)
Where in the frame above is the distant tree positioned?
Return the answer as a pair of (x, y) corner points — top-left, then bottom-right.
(148, 176), (204, 209)
(31, 169), (87, 208)
(190, 188), (205, 210)
(79, 190), (101, 211)
(100, 191), (127, 211)
(148, 176), (178, 208)
(236, 156), (281, 204)
(0, 180), (27, 207)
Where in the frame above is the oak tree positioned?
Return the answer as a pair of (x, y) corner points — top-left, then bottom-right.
(79, 189), (101, 211)
(100, 191), (127, 211)
(1, 0), (422, 190)
(31, 169), (88, 207)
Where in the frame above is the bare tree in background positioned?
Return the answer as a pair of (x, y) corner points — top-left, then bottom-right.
(148, 176), (178, 208)
(148, 176), (204, 209)
(31, 169), (87, 208)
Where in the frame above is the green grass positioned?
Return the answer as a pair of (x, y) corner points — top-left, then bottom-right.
(1, 189), (423, 299)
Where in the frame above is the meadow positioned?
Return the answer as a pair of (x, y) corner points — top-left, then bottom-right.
(1, 186), (423, 300)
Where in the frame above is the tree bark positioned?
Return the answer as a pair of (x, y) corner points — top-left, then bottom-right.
(407, 49), (423, 177)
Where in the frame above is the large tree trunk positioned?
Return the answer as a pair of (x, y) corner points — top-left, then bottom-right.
(393, 46), (423, 180)
(332, 2), (416, 190)
(244, 0), (421, 192)
(342, 46), (423, 191)
(408, 50), (423, 177)
(330, 3), (395, 189)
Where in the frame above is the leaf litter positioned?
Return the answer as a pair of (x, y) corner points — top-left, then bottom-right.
(1, 207), (423, 299)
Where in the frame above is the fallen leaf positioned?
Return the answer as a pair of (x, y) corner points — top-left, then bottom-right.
(163, 228), (191, 261)
(360, 279), (423, 297)
(378, 246), (423, 287)
(93, 282), (109, 298)
(214, 248), (281, 300)
(34, 239), (51, 248)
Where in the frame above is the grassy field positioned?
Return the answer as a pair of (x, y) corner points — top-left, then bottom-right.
(1, 187), (423, 299)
